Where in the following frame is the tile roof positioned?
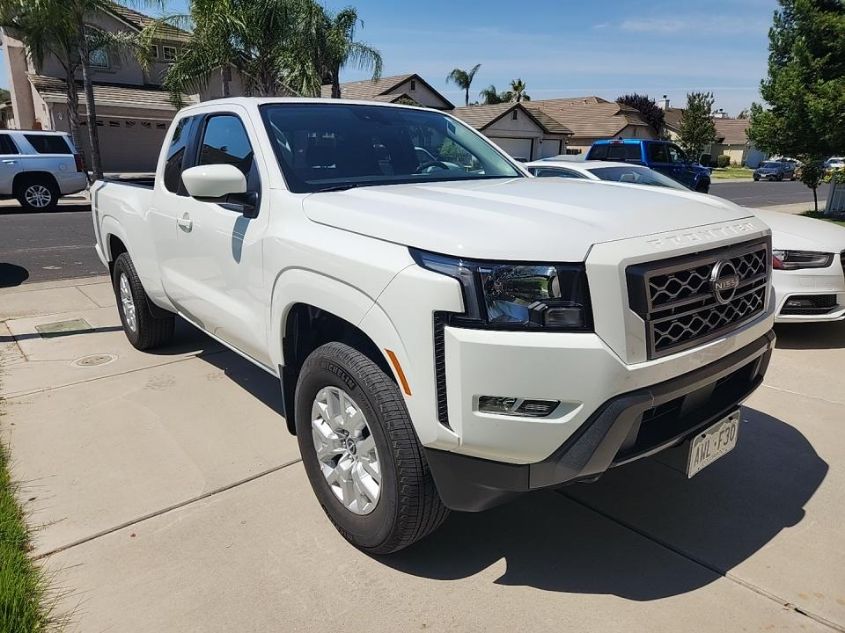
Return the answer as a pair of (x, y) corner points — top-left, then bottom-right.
(525, 96), (650, 138)
(321, 73), (455, 109)
(714, 118), (750, 146)
(451, 102), (570, 136)
(28, 74), (195, 111)
(106, 2), (190, 42)
(320, 74), (414, 100)
(662, 106), (685, 131)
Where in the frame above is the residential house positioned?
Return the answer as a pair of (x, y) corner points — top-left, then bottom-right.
(0, 2), (195, 172)
(525, 97), (656, 154)
(452, 102), (571, 161)
(321, 74), (454, 110)
(709, 117), (766, 168)
(657, 96), (683, 140)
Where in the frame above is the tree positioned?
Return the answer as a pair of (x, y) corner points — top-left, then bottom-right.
(290, 5), (382, 98)
(0, 0), (83, 151)
(748, 0), (845, 212)
(0, 0), (157, 179)
(479, 84), (507, 105)
(164, 0), (311, 104)
(678, 91), (717, 161)
(737, 108), (750, 119)
(446, 63), (481, 107)
(616, 93), (664, 134)
(509, 78), (529, 102)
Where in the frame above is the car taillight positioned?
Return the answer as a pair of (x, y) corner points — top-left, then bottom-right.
(74, 153), (84, 172)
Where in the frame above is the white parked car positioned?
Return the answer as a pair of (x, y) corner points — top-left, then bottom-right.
(92, 99), (775, 553)
(824, 157), (845, 171)
(0, 130), (88, 210)
(529, 159), (845, 323)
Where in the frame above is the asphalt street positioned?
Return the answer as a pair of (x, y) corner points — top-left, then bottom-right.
(710, 180), (830, 207)
(0, 179), (829, 287)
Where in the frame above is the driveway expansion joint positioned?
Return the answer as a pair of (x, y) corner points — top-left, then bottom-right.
(34, 457), (303, 561)
(562, 492), (845, 633)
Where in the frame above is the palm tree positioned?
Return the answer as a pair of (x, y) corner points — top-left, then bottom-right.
(0, 0), (82, 150)
(0, 0), (158, 179)
(446, 63), (481, 106)
(479, 84), (504, 105)
(317, 7), (382, 99)
(164, 0), (312, 104)
(509, 78), (529, 102)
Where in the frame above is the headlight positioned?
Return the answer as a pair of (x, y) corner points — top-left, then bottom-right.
(411, 249), (592, 330)
(772, 250), (834, 270)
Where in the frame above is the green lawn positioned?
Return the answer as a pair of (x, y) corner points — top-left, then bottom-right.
(801, 210), (845, 227)
(710, 166), (755, 180)
(0, 434), (53, 632)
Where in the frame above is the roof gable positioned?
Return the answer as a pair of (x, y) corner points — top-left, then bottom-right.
(321, 73), (454, 109)
(713, 118), (750, 145)
(104, 2), (190, 42)
(525, 96), (650, 138)
(452, 102), (568, 135)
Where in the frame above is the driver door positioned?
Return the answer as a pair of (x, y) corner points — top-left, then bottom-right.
(667, 143), (697, 188)
(168, 109), (271, 366)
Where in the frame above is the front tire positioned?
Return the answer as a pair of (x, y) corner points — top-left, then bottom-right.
(295, 342), (449, 554)
(16, 177), (59, 211)
(112, 252), (175, 350)
(695, 179), (710, 194)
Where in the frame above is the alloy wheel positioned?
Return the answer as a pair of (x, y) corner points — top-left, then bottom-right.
(311, 386), (381, 515)
(119, 273), (138, 333)
(24, 184), (52, 208)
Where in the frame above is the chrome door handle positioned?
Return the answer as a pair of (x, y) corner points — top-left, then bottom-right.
(2, 160), (16, 165)
(176, 215), (193, 232)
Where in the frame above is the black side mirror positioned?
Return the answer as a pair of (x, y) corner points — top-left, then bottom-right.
(220, 190), (259, 218)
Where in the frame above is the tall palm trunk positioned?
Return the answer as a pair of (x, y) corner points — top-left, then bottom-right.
(63, 66), (82, 163)
(331, 64), (341, 98)
(80, 54), (102, 179)
(464, 87), (469, 106)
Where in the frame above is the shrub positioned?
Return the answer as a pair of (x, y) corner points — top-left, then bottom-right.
(716, 155), (731, 168)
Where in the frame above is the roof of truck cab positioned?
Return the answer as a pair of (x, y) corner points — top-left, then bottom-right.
(178, 96), (453, 113)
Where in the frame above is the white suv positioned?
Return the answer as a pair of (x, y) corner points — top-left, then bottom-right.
(0, 130), (88, 210)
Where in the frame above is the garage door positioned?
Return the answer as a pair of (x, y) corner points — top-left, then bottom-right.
(488, 137), (533, 161)
(78, 117), (170, 173)
(540, 139), (562, 158)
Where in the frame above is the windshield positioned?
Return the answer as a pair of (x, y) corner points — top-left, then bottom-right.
(587, 165), (688, 190)
(259, 103), (522, 193)
(760, 162), (781, 169)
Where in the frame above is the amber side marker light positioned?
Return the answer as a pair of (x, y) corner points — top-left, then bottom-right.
(385, 349), (412, 396)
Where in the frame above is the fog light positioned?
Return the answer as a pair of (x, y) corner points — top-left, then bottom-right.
(477, 396), (560, 417)
(785, 298), (814, 308)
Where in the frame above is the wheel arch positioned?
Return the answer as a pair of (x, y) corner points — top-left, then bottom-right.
(270, 269), (407, 434)
(13, 170), (59, 194)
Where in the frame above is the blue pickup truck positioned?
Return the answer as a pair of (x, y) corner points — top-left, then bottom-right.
(585, 139), (712, 193)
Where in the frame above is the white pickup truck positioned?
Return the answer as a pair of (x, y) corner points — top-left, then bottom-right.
(92, 98), (776, 553)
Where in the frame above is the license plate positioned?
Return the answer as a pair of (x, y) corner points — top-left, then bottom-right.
(686, 411), (740, 478)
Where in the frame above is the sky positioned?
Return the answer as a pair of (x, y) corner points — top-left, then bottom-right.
(2, 0), (779, 115)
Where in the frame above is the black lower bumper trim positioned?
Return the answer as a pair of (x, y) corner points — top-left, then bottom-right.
(425, 330), (776, 512)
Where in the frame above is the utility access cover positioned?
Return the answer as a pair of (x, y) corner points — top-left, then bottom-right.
(35, 319), (93, 339)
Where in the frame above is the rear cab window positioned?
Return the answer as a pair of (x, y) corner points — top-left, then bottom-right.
(163, 116), (197, 194)
(588, 143), (641, 162)
(24, 134), (73, 154)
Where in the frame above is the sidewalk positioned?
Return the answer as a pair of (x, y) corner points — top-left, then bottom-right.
(1, 277), (844, 632)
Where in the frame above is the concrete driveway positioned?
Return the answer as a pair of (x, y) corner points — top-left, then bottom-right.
(1, 277), (843, 632)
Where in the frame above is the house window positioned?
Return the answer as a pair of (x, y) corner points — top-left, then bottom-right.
(410, 79), (416, 91)
(88, 47), (109, 69)
(163, 46), (177, 61)
(149, 45), (159, 60)
(86, 26), (110, 68)
(512, 110), (518, 120)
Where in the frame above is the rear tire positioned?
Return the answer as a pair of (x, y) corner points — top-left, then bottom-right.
(112, 252), (175, 350)
(295, 342), (449, 554)
(15, 177), (59, 211)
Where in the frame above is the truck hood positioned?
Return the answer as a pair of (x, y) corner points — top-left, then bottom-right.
(303, 178), (753, 261)
(752, 208), (845, 252)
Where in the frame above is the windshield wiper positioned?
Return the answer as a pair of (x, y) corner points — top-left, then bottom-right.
(311, 184), (365, 193)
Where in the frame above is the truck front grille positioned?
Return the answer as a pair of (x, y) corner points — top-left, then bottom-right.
(627, 239), (771, 359)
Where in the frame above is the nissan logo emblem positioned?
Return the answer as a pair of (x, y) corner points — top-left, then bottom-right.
(711, 260), (740, 305)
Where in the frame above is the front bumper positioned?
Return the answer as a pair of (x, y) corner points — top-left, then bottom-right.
(773, 264), (845, 323)
(426, 330), (775, 512)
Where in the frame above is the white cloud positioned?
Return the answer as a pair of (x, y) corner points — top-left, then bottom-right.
(619, 15), (768, 35)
